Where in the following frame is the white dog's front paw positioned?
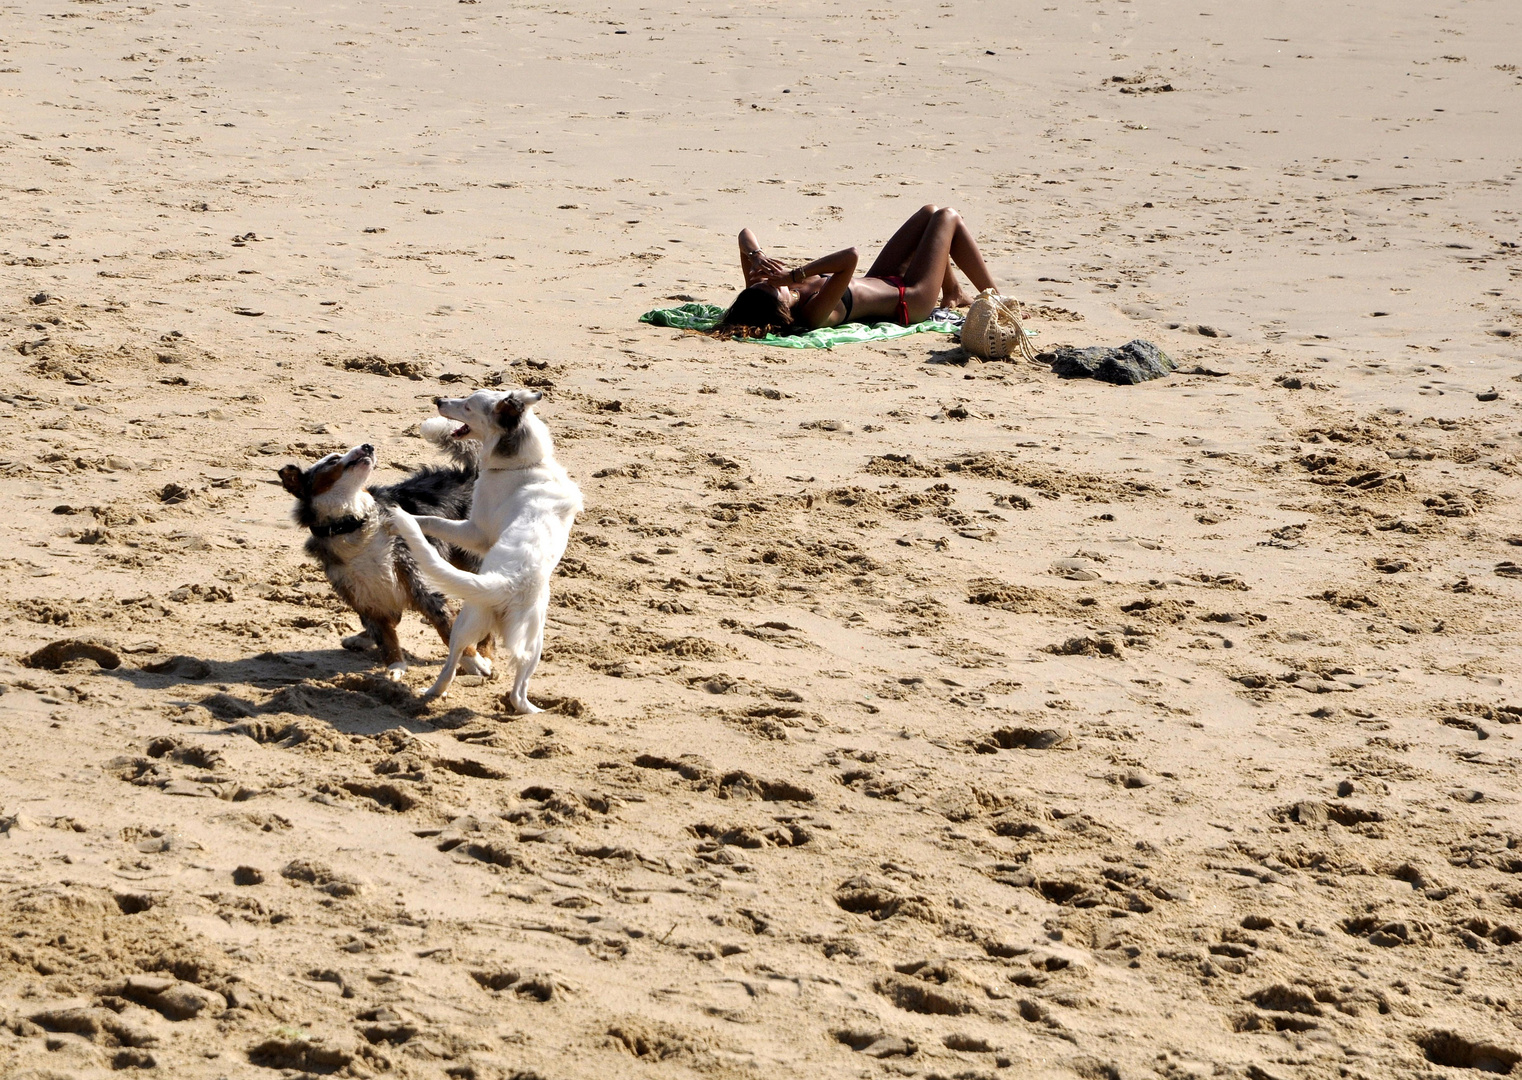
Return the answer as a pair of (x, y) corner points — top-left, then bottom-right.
(507, 695), (542, 715)
(385, 662), (407, 681)
(459, 652), (492, 677)
(383, 507), (415, 536)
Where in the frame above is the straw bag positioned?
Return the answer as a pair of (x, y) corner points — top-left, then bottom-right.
(960, 289), (1036, 361)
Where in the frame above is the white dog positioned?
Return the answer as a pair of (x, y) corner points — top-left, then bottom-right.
(385, 389), (582, 710)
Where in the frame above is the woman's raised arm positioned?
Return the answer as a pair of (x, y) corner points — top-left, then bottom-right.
(738, 229), (786, 287)
(789, 247), (858, 328)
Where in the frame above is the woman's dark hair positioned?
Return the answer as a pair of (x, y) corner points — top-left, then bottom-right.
(714, 285), (795, 339)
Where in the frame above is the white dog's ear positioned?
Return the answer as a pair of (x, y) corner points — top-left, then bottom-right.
(495, 389), (541, 419)
(494, 396), (524, 420)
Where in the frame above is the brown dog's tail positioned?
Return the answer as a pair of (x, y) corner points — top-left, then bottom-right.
(419, 415), (478, 471)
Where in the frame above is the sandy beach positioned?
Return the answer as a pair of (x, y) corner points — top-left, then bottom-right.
(3, 0), (1521, 1076)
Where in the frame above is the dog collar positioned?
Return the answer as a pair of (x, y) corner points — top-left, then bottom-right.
(309, 514), (368, 538)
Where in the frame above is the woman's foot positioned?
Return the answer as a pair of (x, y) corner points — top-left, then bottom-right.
(940, 290), (972, 309)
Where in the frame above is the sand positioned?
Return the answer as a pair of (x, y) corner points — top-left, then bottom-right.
(3, 0), (1521, 1076)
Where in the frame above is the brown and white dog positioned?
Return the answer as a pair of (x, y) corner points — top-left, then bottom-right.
(385, 389), (581, 709)
(278, 434), (491, 680)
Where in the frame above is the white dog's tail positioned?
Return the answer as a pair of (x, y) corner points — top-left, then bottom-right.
(390, 510), (520, 603)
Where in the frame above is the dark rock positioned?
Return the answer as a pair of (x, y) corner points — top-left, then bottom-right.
(248, 1036), (354, 1072)
(280, 858), (364, 895)
(1045, 339), (1174, 385)
(141, 654), (212, 679)
(232, 865), (264, 886)
(28, 1006), (156, 1047)
(860, 1035), (917, 1058)
(978, 726), (1071, 751)
(1290, 800), (1329, 825)
(1416, 1031), (1520, 1073)
(874, 973), (977, 1016)
(1246, 984), (1323, 1015)
(24, 638), (121, 670)
(101, 975), (226, 1021)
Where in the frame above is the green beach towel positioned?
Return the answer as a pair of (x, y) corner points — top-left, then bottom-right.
(640, 302), (962, 350)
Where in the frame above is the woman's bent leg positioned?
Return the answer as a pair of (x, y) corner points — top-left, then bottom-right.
(898, 208), (962, 322)
(940, 263), (969, 308)
(866, 204), (937, 279)
(948, 215), (997, 294)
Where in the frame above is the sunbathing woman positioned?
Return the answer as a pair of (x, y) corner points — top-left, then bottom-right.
(719, 204), (1001, 337)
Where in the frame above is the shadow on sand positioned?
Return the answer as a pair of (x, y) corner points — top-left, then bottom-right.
(97, 645), (481, 738)
(924, 343), (972, 365)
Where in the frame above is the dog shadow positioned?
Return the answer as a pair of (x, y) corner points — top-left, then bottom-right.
(98, 646), (474, 737)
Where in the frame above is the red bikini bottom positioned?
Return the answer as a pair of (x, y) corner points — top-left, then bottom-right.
(882, 275), (910, 325)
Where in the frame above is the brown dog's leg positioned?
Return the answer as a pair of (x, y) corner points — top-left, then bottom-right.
(410, 572), (491, 673)
(400, 546), (473, 651)
(418, 595), (456, 649)
(400, 544), (492, 676)
(362, 614), (407, 681)
(417, 592), (488, 657)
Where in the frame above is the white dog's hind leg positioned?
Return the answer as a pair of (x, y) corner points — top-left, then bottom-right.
(505, 592), (548, 714)
(423, 656), (459, 700)
(423, 603), (492, 701)
(506, 645), (543, 714)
